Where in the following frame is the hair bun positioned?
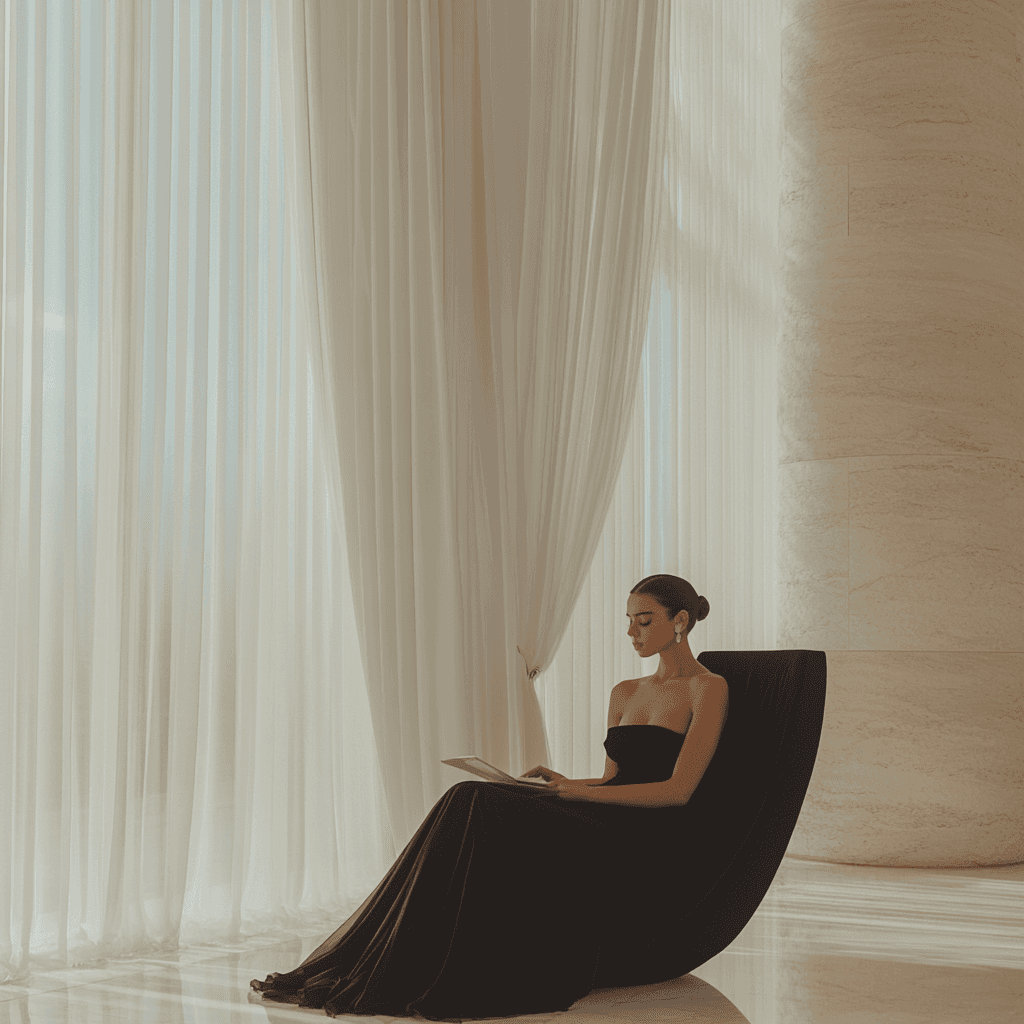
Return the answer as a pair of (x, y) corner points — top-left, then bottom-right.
(629, 575), (708, 632)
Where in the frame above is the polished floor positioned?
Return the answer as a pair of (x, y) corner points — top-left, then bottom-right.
(2, 856), (1021, 1024)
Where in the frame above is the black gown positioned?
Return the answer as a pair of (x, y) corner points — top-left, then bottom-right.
(250, 724), (690, 1021)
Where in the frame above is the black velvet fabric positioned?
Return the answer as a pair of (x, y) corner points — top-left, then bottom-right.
(250, 649), (826, 1020)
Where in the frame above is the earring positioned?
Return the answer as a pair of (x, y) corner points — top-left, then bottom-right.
(674, 627), (682, 644)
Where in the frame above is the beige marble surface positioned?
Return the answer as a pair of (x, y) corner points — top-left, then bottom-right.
(781, 0), (1020, 164)
(1, 856), (1020, 1023)
(776, 458), (1024, 650)
(786, 651), (1024, 866)
(778, 0), (1024, 864)
(777, 236), (1024, 464)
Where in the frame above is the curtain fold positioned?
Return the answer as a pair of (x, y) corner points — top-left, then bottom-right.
(273, 0), (671, 847)
(1, 0), (388, 979)
(512, 0), (671, 683)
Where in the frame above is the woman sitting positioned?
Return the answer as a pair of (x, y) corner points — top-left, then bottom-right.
(250, 573), (729, 1021)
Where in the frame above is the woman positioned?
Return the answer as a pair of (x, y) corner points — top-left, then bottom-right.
(250, 574), (729, 1020)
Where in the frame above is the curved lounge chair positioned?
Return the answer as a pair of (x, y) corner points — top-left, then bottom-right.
(595, 648), (827, 987)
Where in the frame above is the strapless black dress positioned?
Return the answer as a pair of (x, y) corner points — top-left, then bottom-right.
(250, 724), (691, 1020)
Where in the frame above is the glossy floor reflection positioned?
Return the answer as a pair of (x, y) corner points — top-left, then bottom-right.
(2, 856), (1021, 1024)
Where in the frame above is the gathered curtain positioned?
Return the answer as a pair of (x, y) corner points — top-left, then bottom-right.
(271, 0), (672, 847)
(0, 0), (389, 980)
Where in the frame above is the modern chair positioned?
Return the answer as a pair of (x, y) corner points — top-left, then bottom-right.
(595, 648), (827, 988)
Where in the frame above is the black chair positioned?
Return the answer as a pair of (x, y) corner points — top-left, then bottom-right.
(600, 649), (826, 987)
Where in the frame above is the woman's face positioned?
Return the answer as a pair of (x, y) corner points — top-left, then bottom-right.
(626, 594), (680, 655)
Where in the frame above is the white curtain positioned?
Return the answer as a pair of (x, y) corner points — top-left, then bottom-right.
(272, 0), (672, 848)
(0, 0), (388, 979)
(0, 0), (782, 980)
(537, 0), (783, 781)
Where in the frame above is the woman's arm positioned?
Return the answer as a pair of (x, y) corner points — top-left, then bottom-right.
(549, 777), (686, 806)
(579, 780), (685, 807)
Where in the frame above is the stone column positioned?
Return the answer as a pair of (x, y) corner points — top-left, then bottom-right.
(778, 0), (1024, 866)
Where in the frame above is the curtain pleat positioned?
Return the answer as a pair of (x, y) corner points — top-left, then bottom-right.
(537, 0), (782, 780)
(513, 0), (671, 681)
(0, 0), (388, 979)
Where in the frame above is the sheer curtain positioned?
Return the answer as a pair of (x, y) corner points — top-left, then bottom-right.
(0, 0), (387, 979)
(537, 0), (783, 778)
(271, 0), (671, 848)
(1, 0), (782, 980)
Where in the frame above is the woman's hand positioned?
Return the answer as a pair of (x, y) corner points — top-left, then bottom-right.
(548, 778), (595, 801)
(519, 766), (596, 799)
(520, 765), (566, 785)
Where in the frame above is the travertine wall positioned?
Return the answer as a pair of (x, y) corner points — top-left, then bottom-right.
(778, 0), (1024, 866)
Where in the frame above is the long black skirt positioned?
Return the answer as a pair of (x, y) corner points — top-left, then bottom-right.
(251, 780), (688, 1021)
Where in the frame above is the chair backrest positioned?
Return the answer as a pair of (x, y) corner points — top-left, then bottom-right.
(631, 649), (827, 983)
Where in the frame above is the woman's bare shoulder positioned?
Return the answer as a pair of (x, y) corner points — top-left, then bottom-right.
(678, 673), (728, 709)
(613, 676), (646, 694)
(672, 671), (726, 692)
(695, 671), (727, 687)
(608, 678), (643, 711)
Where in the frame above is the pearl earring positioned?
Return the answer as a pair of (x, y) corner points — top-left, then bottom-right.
(674, 627), (682, 644)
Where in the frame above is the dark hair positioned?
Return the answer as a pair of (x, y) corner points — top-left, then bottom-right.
(630, 574), (709, 635)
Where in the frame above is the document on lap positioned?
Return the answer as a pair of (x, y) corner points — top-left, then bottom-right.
(441, 756), (550, 786)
